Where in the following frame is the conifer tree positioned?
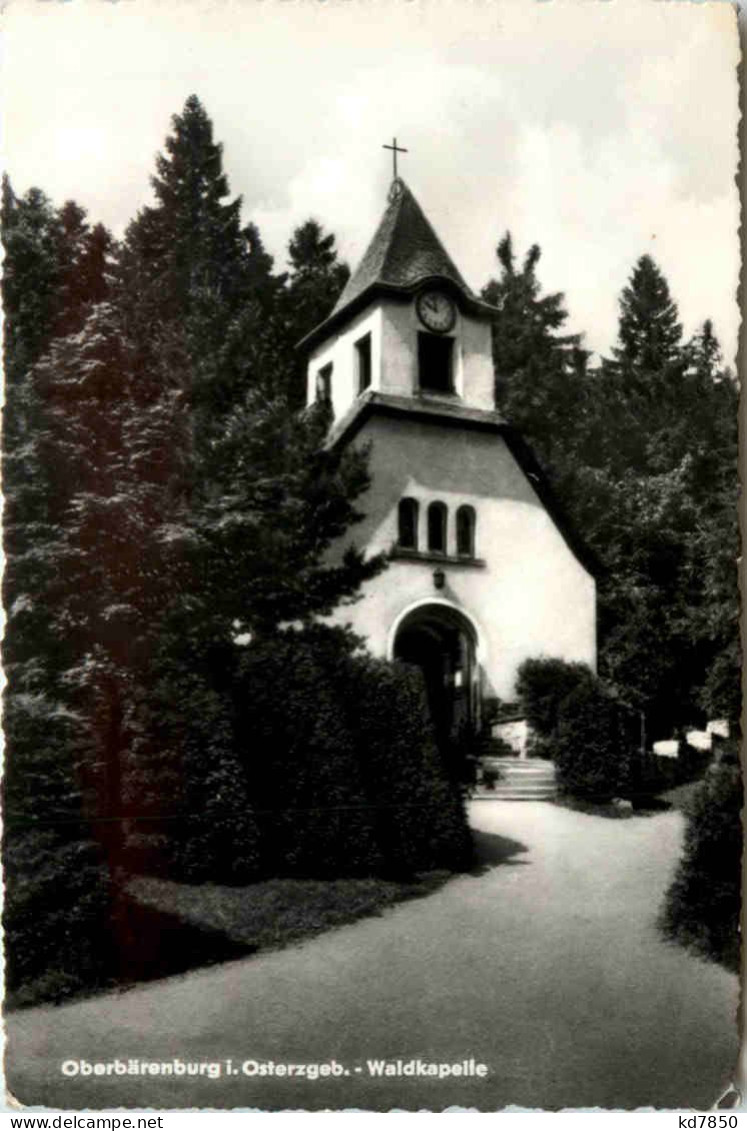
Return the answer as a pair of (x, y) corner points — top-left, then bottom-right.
(3, 183), (114, 712)
(112, 96), (380, 646)
(579, 259), (739, 734)
(2, 180), (62, 390)
(481, 233), (589, 478)
(236, 218), (350, 410)
(288, 219), (349, 303)
(612, 254), (682, 372)
(2, 189), (117, 1004)
(281, 219), (349, 408)
(102, 98), (382, 875)
(482, 239), (738, 735)
(678, 323), (739, 723)
(593, 255), (690, 477)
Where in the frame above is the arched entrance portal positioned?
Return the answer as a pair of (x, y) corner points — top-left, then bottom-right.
(393, 603), (480, 749)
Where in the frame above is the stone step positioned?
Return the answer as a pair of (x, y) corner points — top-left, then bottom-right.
(472, 788), (557, 801)
(481, 763), (556, 776)
(491, 782), (554, 791)
(491, 782), (557, 792)
(480, 767), (556, 781)
(475, 755), (557, 800)
(483, 757), (554, 767)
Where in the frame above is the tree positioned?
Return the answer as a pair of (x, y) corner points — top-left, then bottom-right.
(677, 325), (740, 724)
(238, 218), (351, 411)
(612, 253), (682, 372)
(2, 194), (118, 1005)
(116, 96), (280, 423)
(2, 179), (62, 392)
(481, 232), (589, 477)
(113, 96), (380, 648)
(592, 255), (689, 477)
(580, 258), (739, 734)
(55, 202), (112, 336)
(2, 185), (115, 727)
(2, 180), (113, 389)
(282, 220), (349, 407)
(288, 219), (349, 316)
(482, 239), (738, 736)
(190, 393), (382, 643)
(98, 97), (384, 877)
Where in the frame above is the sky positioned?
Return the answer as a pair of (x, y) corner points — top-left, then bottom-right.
(2, 0), (741, 364)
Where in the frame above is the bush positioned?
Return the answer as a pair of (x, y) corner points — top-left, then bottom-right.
(6, 622), (471, 1010)
(2, 697), (115, 1007)
(122, 657), (261, 886)
(3, 827), (113, 1006)
(660, 761), (742, 972)
(526, 734), (555, 760)
(233, 626), (471, 879)
(234, 628), (383, 877)
(515, 657), (594, 737)
(636, 742), (713, 798)
(554, 680), (635, 800)
(348, 657), (473, 875)
(172, 674), (261, 885)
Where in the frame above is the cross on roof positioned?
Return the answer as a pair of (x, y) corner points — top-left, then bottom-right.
(383, 136), (408, 179)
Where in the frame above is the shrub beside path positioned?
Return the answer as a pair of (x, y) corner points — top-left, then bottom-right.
(6, 803), (739, 1111)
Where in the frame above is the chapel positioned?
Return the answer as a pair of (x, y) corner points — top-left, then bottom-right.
(298, 173), (597, 746)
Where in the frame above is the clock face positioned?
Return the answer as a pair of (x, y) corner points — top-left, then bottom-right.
(416, 289), (457, 334)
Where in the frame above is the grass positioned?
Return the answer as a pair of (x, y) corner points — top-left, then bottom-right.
(552, 770), (710, 820)
(7, 870), (455, 1012)
(552, 794), (634, 819)
(126, 871), (453, 957)
(551, 792), (668, 818)
(5, 894), (255, 1012)
(657, 777), (705, 814)
(126, 828), (527, 953)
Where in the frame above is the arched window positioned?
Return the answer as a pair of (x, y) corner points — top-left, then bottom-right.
(456, 505), (476, 557)
(398, 497), (419, 550)
(427, 501), (447, 553)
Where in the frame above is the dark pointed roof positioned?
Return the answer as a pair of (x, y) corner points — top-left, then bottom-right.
(331, 178), (474, 314)
(298, 179), (496, 350)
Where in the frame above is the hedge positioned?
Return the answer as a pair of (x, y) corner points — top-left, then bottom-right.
(345, 656), (474, 875)
(515, 657), (593, 738)
(554, 681), (638, 800)
(233, 629), (384, 877)
(660, 758), (742, 971)
(515, 657), (639, 799)
(5, 626), (473, 1007)
(2, 698), (115, 1007)
(3, 827), (113, 1007)
(233, 626), (472, 879)
(120, 660), (261, 885)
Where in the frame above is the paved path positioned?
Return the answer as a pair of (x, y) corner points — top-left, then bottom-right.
(6, 803), (739, 1111)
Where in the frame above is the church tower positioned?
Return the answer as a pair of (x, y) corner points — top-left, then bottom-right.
(299, 175), (597, 746)
(300, 178), (496, 419)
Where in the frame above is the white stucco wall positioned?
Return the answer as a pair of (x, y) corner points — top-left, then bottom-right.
(380, 298), (494, 409)
(455, 312), (494, 411)
(307, 297), (495, 419)
(307, 306), (383, 422)
(325, 413), (597, 702)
